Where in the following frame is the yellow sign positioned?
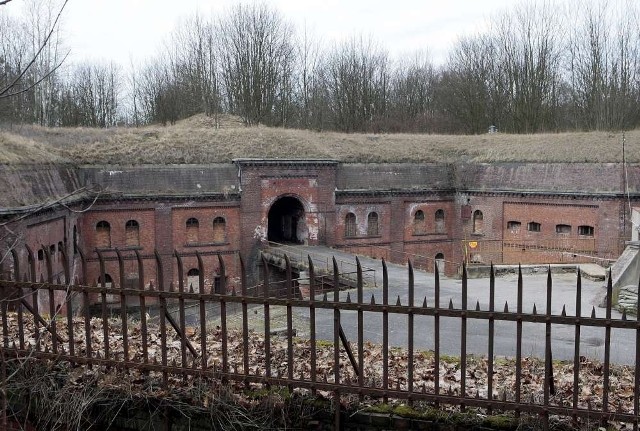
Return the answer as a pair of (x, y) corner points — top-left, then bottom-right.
(468, 241), (478, 249)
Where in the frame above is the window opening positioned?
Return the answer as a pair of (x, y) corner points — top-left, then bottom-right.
(213, 217), (226, 243)
(96, 221), (111, 248)
(186, 218), (199, 244)
(414, 210), (425, 234)
(578, 225), (594, 236)
(473, 210), (484, 234)
(435, 209), (445, 233)
(345, 213), (356, 237)
(367, 212), (379, 236)
(125, 220), (140, 247)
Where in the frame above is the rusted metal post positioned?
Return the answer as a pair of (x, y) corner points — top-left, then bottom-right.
(572, 269), (582, 426)
(308, 256), (317, 394)
(487, 263), (495, 412)
(116, 249), (129, 362)
(460, 261), (468, 410)
(407, 259), (414, 404)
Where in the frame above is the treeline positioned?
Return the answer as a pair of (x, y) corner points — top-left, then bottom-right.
(1, 0), (640, 133)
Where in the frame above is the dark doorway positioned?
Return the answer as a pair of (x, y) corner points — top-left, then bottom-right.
(268, 196), (305, 243)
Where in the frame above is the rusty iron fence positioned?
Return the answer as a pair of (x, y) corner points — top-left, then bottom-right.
(0, 245), (640, 430)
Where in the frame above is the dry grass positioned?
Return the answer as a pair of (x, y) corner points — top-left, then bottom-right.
(1, 114), (639, 165)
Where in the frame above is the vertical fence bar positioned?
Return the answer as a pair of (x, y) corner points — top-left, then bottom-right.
(25, 246), (38, 350)
(10, 250), (24, 350)
(261, 254), (271, 384)
(196, 252), (207, 371)
(285, 255), (294, 387)
(635, 265), (640, 431)
(77, 247), (91, 365)
(487, 263), (495, 411)
(239, 255), (247, 380)
(218, 254), (228, 381)
(572, 269), (582, 426)
(603, 271), (612, 419)
(407, 259), (414, 403)
(115, 250), (128, 362)
(308, 256), (317, 394)
(434, 259), (440, 401)
(460, 261), (467, 408)
(1, 345), (6, 430)
(332, 257), (341, 429)
(155, 250), (168, 386)
(382, 259), (389, 402)
(135, 251), (148, 366)
(43, 245), (58, 353)
(543, 267), (553, 431)
(515, 264), (523, 413)
(174, 252), (187, 368)
(61, 247), (74, 357)
(0, 263), (7, 350)
(356, 257), (364, 397)
(97, 250), (109, 361)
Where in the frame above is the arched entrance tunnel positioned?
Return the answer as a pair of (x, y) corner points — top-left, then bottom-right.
(268, 196), (306, 243)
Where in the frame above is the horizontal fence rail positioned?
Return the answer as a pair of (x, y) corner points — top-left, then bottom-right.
(0, 244), (639, 430)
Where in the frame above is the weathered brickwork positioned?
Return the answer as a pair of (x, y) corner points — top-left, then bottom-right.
(2, 161), (637, 294)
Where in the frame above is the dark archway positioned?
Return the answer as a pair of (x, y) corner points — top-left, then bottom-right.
(268, 196), (305, 243)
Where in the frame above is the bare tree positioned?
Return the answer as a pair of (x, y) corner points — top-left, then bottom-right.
(217, 3), (295, 126)
(0, 0), (69, 125)
(324, 35), (390, 132)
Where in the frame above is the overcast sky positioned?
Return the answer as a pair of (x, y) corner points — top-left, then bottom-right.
(11, 0), (517, 66)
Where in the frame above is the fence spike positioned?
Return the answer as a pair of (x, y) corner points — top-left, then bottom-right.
(323, 293), (328, 302)
(503, 301), (509, 313)
(591, 306), (596, 318)
(475, 300), (480, 311)
(370, 294), (376, 305)
(323, 373), (328, 383)
(421, 384), (426, 394)
(299, 370), (304, 380)
(501, 390), (507, 401)
(561, 305), (566, 317)
(169, 282), (175, 292)
(149, 281), (155, 291)
(189, 283), (194, 294)
(532, 304), (537, 315)
(423, 297), (428, 308)
(346, 292), (351, 303)
(476, 390), (480, 399)
(621, 309), (627, 320)
(448, 299), (454, 309)
(396, 295), (401, 306)
(231, 287), (237, 297)
(234, 363), (239, 374)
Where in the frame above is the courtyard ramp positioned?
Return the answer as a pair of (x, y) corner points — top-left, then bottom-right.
(261, 242), (377, 288)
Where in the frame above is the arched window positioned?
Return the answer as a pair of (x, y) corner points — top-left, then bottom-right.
(578, 225), (594, 237)
(186, 218), (199, 244)
(413, 210), (425, 234)
(345, 213), (356, 238)
(472, 210), (484, 234)
(213, 217), (226, 243)
(435, 252), (445, 273)
(435, 209), (445, 233)
(98, 273), (113, 287)
(96, 221), (111, 248)
(187, 268), (200, 291)
(367, 212), (379, 236)
(507, 221), (521, 233)
(125, 220), (140, 247)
